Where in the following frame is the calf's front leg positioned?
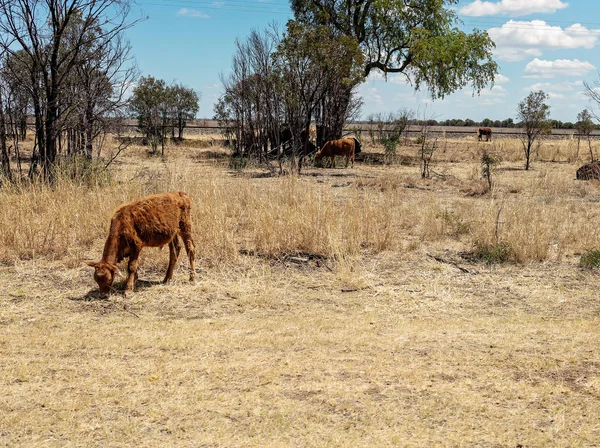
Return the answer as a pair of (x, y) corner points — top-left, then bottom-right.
(125, 250), (140, 296)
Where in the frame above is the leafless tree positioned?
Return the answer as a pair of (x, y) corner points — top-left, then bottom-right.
(0, 0), (141, 179)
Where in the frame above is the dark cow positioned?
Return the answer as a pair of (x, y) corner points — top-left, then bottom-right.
(314, 137), (360, 168)
(478, 127), (493, 142)
(268, 126), (315, 158)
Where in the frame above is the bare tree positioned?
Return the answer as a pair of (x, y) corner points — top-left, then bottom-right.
(366, 109), (413, 162)
(0, 0), (141, 179)
(0, 76), (10, 181)
(215, 27), (285, 172)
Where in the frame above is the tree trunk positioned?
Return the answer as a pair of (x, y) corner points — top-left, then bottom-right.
(0, 88), (11, 181)
(178, 118), (184, 140)
(85, 104), (94, 159)
(32, 95), (45, 180)
(44, 93), (59, 179)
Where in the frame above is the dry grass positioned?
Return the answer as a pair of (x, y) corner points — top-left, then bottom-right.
(1, 136), (600, 446)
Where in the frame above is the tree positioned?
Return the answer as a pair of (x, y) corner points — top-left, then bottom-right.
(216, 23), (364, 174)
(130, 76), (168, 155)
(169, 84), (200, 140)
(273, 20), (364, 172)
(517, 91), (551, 170)
(0, 75), (10, 181)
(575, 109), (595, 162)
(0, 0), (140, 179)
(215, 28), (283, 168)
(291, 0), (498, 99)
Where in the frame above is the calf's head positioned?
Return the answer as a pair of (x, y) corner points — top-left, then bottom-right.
(84, 261), (119, 299)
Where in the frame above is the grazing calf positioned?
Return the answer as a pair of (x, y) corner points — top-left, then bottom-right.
(314, 137), (360, 168)
(477, 127), (493, 142)
(85, 191), (196, 299)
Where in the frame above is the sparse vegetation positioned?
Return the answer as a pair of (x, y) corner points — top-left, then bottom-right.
(2, 131), (600, 447)
(474, 242), (513, 264)
(481, 149), (500, 191)
(580, 249), (600, 269)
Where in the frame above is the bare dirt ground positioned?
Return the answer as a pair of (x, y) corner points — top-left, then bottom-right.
(1, 137), (600, 447)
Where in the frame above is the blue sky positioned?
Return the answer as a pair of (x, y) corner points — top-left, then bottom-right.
(126, 0), (600, 123)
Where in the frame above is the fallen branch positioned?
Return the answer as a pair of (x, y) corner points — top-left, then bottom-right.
(427, 253), (476, 274)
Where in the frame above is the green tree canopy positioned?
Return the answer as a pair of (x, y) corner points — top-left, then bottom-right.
(291, 0), (498, 99)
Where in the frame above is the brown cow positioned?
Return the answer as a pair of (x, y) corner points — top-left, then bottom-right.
(477, 127), (492, 142)
(314, 137), (360, 168)
(85, 191), (196, 299)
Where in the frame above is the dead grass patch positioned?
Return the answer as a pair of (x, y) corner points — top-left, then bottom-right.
(2, 137), (600, 446)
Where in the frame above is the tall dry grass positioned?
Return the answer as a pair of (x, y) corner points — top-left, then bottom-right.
(0, 157), (400, 266)
(1, 137), (599, 267)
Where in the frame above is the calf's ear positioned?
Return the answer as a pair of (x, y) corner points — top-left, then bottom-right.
(83, 260), (99, 268)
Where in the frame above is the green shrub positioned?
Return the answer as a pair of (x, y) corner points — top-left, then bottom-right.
(580, 249), (600, 269)
(474, 242), (513, 264)
(229, 155), (250, 170)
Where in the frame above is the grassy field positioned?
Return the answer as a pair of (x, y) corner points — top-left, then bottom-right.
(1, 135), (600, 447)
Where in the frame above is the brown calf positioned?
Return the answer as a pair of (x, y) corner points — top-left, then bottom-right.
(314, 137), (360, 168)
(85, 191), (196, 299)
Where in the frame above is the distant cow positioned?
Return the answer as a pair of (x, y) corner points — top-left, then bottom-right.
(478, 127), (492, 142)
(85, 191), (196, 299)
(314, 137), (361, 168)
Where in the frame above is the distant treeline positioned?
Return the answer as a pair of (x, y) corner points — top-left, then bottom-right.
(406, 118), (600, 130)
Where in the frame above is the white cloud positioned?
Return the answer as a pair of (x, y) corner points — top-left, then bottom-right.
(365, 87), (383, 104)
(524, 58), (595, 78)
(460, 0), (569, 17)
(547, 92), (567, 99)
(494, 48), (543, 62)
(495, 74), (510, 84)
(461, 84), (507, 105)
(177, 8), (210, 18)
(466, 85), (508, 97)
(524, 80), (583, 91)
(389, 74), (411, 85)
(489, 20), (600, 61)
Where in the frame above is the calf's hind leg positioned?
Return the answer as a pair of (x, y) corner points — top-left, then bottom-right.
(179, 220), (196, 282)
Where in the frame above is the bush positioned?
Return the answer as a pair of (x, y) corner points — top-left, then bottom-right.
(474, 242), (513, 264)
(580, 249), (600, 269)
(54, 156), (112, 188)
(229, 154), (250, 170)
